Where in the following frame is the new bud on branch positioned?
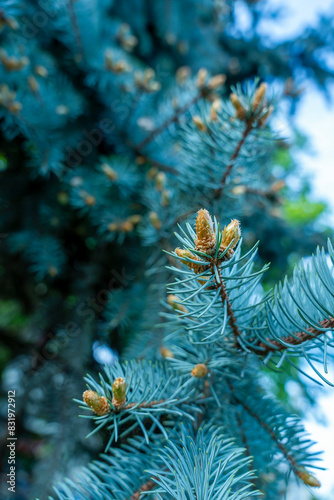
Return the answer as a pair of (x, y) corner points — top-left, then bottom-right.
(167, 294), (188, 313)
(112, 377), (127, 408)
(252, 82), (267, 111)
(83, 390), (110, 416)
(195, 209), (216, 254)
(175, 248), (203, 274)
(191, 363), (208, 378)
(229, 81), (273, 126)
(174, 210), (241, 274)
(295, 467), (321, 488)
(220, 219), (241, 259)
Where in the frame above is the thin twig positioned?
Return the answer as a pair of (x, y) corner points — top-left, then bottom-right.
(235, 410), (252, 461)
(120, 398), (165, 411)
(210, 260), (333, 356)
(136, 90), (205, 150)
(215, 266), (242, 343)
(130, 480), (156, 499)
(67, 0), (84, 61)
(232, 390), (297, 471)
(256, 317), (334, 354)
(140, 156), (179, 175)
(214, 121), (253, 199)
(235, 410), (255, 479)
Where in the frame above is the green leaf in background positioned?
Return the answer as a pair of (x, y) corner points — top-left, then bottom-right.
(283, 195), (327, 225)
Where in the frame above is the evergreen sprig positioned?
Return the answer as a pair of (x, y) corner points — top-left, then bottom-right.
(78, 360), (200, 448)
(146, 424), (258, 500)
(2, 1), (334, 497)
(55, 208), (328, 499)
(166, 209), (334, 385)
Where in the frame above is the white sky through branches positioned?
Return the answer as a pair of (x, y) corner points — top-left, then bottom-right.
(261, 1), (334, 496)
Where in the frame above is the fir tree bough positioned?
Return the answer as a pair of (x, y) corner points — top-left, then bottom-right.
(1, 1), (334, 498)
(51, 207), (334, 499)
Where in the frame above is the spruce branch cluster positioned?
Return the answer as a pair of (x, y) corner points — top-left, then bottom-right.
(51, 208), (334, 499)
(1, 2), (333, 497)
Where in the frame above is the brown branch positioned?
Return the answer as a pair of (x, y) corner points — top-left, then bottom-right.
(130, 480), (156, 500)
(136, 90), (205, 151)
(232, 391), (297, 471)
(214, 121), (253, 199)
(116, 394), (206, 413)
(209, 261), (332, 357)
(212, 261), (333, 354)
(215, 266), (243, 343)
(139, 156), (179, 175)
(256, 317), (334, 354)
(235, 410), (252, 462)
(120, 398), (165, 411)
(67, 0), (84, 61)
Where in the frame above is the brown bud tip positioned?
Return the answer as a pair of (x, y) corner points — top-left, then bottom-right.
(175, 247), (192, 260)
(83, 390), (110, 416)
(108, 222), (119, 232)
(85, 195), (96, 206)
(149, 211), (161, 230)
(8, 101), (22, 114)
(176, 66), (191, 84)
(101, 163), (118, 181)
(296, 467), (321, 488)
(270, 180), (285, 193)
(195, 209), (216, 254)
(175, 248), (203, 274)
(258, 105), (274, 127)
(191, 363), (208, 378)
(146, 167), (158, 179)
(161, 189), (170, 207)
(167, 294), (188, 313)
(230, 93), (246, 121)
(230, 93), (242, 110)
(196, 68), (208, 88)
(252, 82), (267, 112)
(207, 74), (226, 90)
(112, 377), (127, 408)
(192, 115), (207, 132)
(210, 99), (222, 121)
(221, 219), (241, 250)
(128, 214), (142, 225)
(0, 51), (29, 72)
(34, 65), (48, 77)
(120, 221), (133, 232)
(28, 75), (39, 93)
(155, 172), (166, 191)
(160, 346), (174, 358)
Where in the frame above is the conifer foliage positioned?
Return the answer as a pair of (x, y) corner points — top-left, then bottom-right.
(1, 1), (334, 499)
(57, 208), (330, 498)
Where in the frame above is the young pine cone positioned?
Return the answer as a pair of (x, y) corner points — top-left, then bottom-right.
(195, 209), (216, 254)
(83, 390), (110, 416)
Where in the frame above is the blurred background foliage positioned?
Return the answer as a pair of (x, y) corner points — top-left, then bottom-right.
(0, 0), (333, 498)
